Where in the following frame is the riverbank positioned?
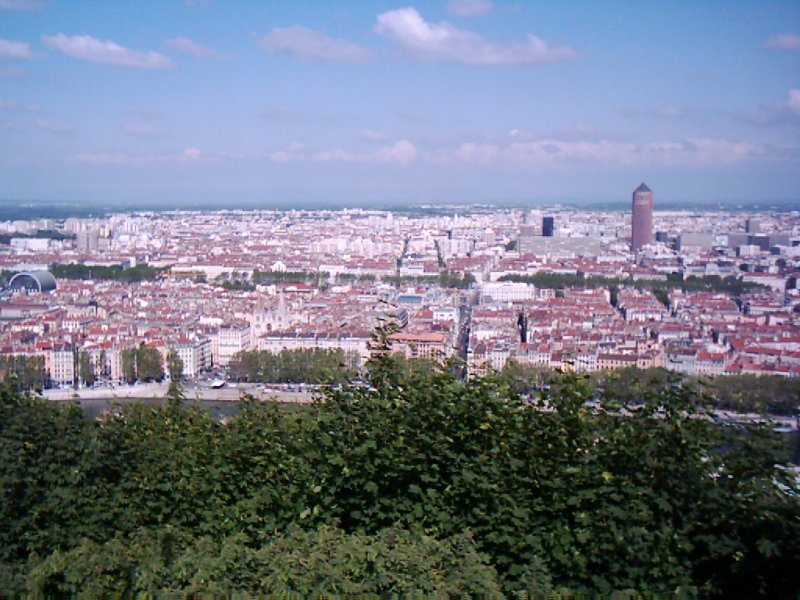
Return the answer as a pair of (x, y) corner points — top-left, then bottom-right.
(42, 382), (313, 404)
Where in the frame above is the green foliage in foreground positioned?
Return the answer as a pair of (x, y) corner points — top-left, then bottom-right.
(19, 525), (498, 596)
(0, 354), (798, 597)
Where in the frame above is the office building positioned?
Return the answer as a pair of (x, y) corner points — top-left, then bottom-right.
(631, 183), (654, 252)
(542, 216), (555, 237)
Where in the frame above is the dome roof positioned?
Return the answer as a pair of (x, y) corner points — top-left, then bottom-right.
(7, 270), (57, 293)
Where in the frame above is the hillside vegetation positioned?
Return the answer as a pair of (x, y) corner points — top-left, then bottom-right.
(0, 343), (798, 597)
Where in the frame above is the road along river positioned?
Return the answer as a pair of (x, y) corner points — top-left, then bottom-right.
(42, 382), (314, 403)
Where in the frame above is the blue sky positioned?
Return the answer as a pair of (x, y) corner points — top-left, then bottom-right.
(0, 0), (798, 207)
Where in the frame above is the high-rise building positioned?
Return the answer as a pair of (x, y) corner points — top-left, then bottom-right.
(542, 216), (555, 237)
(76, 229), (99, 252)
(745, 218), (760, 234)
(631, 183), (654, 252)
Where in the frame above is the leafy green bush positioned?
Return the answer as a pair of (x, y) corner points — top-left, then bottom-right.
(0, 350), (797, 597)
(22, 526), (500, 596)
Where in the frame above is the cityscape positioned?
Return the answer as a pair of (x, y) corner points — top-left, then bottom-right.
(1, 0), (799, 596)
(1, 184), (798, 389)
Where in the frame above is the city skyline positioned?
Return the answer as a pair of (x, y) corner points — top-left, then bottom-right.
(1, 203), (797, 385)
(0, 1), (799, 206)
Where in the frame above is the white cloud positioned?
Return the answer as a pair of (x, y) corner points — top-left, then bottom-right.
(396, 110), (427, 122)
(447, 0), (492, 17)
(0, 97), (39, 112)
(36, 118), (72, 134)
(653, 107), (683, 118)
(260, 105), (301, 120)
(746, 90), (800, 125)
(682, 138), (754, 166)
(0, 0), (45, 9)
(622, 106), (684, 119)
(73, 153), (136, 165)
(126, 107), (160, 119)
(269, 142), (307, 162)
(317, 140), (417, 164)
(361, 129), (387, 141)
(74, 147), (212, 164)
(0, 66), (24, 78)
(788, 89), (800, 115)
(765, 33), (800, 51)
(313, 148), (356, 162)
(447, 136), (755, 169)
(0, 39), (33, 59)
(269, 151), (297, 162)
(274, 139), (417, 165)
(123, 124), (157, 137)
(163, 37), (228, 58)
(41, 34), (174, 69)
(375, 139), (417, 163)
(374, 7), (576, 65)
(261, 26), (371, 62)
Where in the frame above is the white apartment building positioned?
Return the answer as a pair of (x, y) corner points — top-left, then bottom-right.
(212, 325), (252, 366)
(257, 332), (370, 365)
(169, 339), (212, 377)
(480, 281), (537, 303)
(49, 347), (75, 386)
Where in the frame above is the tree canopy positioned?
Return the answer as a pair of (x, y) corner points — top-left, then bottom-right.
(499, 272), (766, 296)
(228, 348), (359, 384)
(0, 348), (797, 596)
(49, 263), (165, 282)
(119, 345), (165, 384)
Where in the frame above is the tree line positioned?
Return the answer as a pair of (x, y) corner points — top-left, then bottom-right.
(49, 263), (165, 282)
(0, 230), (75, 245)
(334, 272), (377, 284)
(228, 348), (359, 384)
(0, 338), (797, 596)
(383, 270), (475, 288)
(497, 362), (800, 417)
(499, 272), (766, 297)
(0, 355), (46, 392)
(252, 270), (327, 285)
(0, 347), (181, 391)
(119, 345), (171, 384)
(3, 347), (797, 419)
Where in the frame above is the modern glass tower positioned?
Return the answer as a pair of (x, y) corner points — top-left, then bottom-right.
(542, 216), (555, 237)
(631, 182), (653, 252)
